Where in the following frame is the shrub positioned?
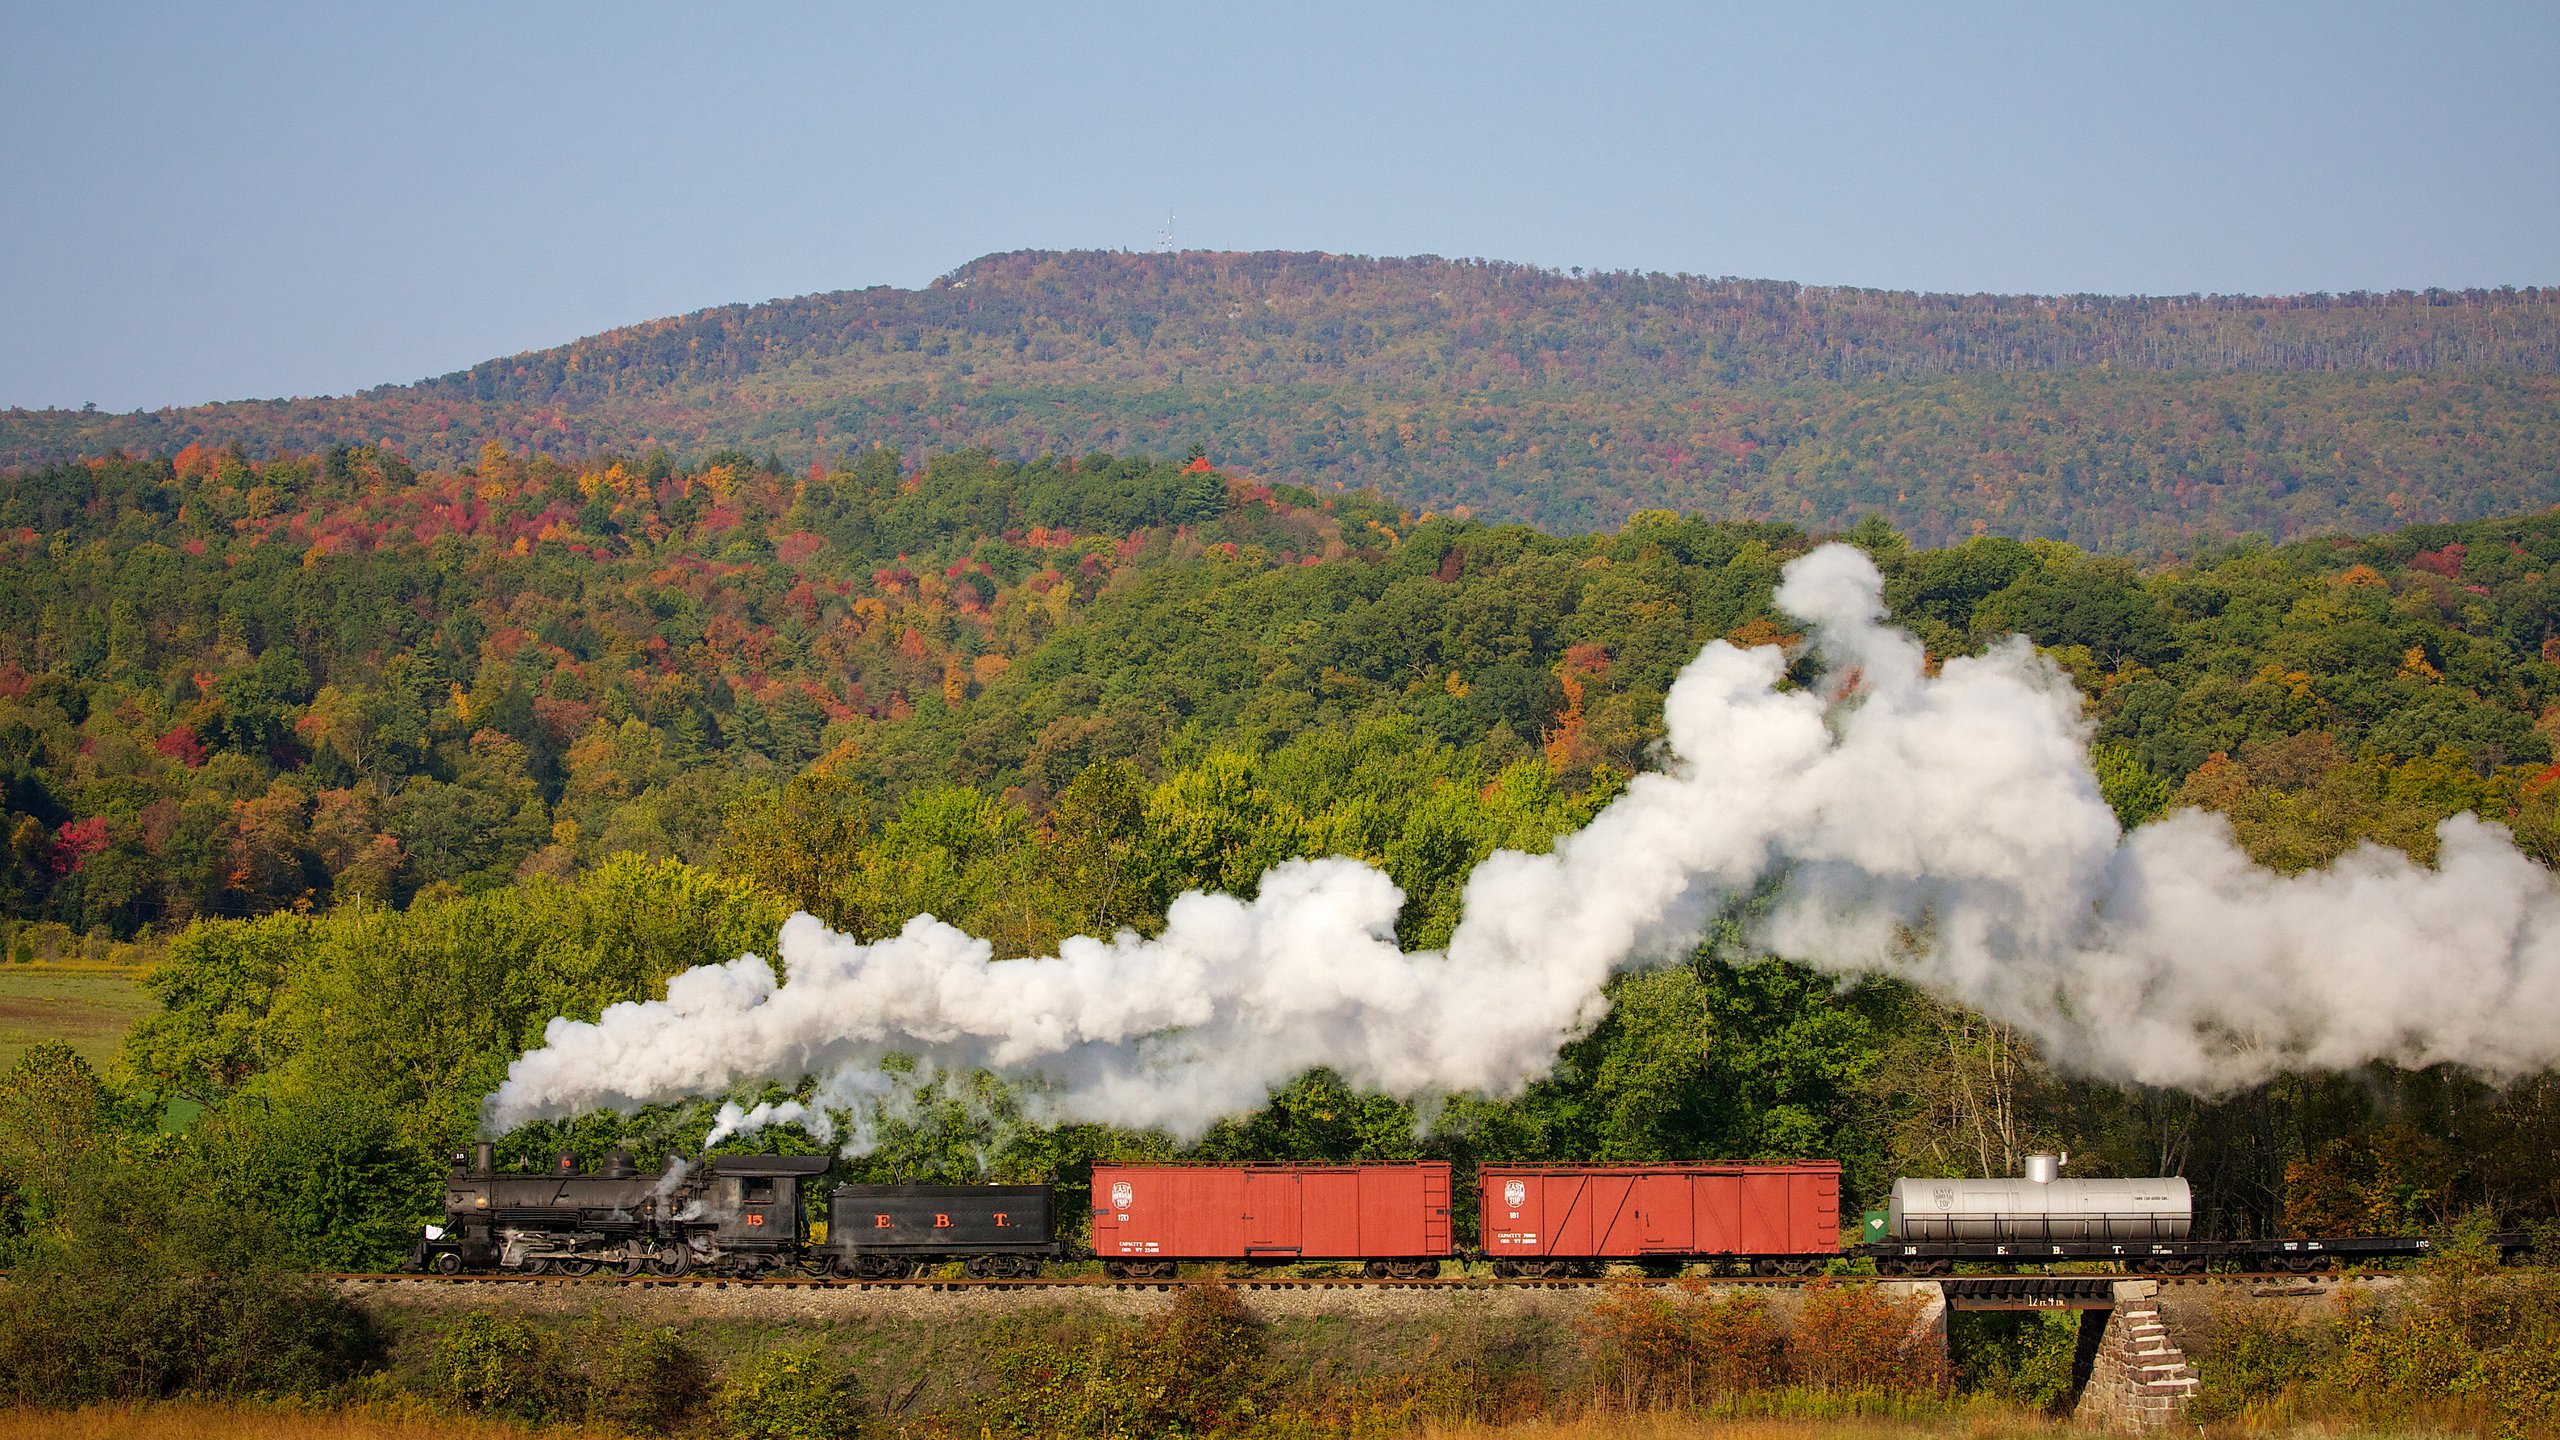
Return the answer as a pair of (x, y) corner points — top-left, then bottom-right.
(715, 1347), (866, 1440)
(1788, 1280), (1944, 1394)
(983, 1284), (1272, 1438)
(1580, 1281), (1786, 1409)
(431, 1313), (574, 1423)
(580, 1318), (708, 1434)
(2466, 1316), (2560, 1440)
(0, 1146), (378, 1406)
(0, 1264), (377, 1406)
(1951, 1310), (2084, 1412)
(2193, 1304), (2311, 1422)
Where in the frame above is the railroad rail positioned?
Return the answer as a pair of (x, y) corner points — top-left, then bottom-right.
(333, 1269), (2368, 1293)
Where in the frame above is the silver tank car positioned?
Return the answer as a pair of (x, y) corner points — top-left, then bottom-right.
(1888, 1153), (2190, 1243)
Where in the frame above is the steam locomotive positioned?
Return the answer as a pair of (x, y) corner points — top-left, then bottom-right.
(409, 1147), (2533, 1278)
(413, 1144), (1067, 1278)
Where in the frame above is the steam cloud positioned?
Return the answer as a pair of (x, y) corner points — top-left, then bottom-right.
(484, 544), (2560, 1144)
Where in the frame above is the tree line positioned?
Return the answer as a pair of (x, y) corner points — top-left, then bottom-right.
(3, 441), (2560, 1268)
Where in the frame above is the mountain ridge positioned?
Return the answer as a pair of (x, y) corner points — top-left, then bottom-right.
(9, 249), (2559, 547)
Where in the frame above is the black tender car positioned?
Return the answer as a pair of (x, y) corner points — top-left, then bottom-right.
(825, 1183), (1061, 1278)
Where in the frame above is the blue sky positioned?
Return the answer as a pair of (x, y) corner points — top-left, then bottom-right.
(5, 1), (2556, 411)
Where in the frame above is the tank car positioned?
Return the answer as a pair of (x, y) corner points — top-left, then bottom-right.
(824, 1183), (1062, 1278)
(1885, 1153), (2190, 1244)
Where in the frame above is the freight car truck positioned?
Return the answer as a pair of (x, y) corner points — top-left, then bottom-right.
(1090, 1162), (1455, 1278)
(1478, 1162), (1843, 1277)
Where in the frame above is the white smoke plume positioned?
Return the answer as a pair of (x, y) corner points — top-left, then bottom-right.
(484, 543), (2560, 1143)
(703, 1099), (828, 1148)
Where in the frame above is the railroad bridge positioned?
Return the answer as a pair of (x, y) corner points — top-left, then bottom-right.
(338, 1269), (2364, 1430)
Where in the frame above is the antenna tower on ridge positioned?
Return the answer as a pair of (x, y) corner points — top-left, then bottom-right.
(1157, 211), (1176, 254)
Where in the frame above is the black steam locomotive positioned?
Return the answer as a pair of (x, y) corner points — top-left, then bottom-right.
(412, 1145), (1064, 1278)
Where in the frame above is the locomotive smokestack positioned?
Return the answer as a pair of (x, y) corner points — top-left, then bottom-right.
(472, 1143), (493, 1177)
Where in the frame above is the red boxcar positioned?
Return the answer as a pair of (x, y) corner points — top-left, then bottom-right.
(1479, 1162), (1841, 1276)
(1090, 1163), (1454, 1278)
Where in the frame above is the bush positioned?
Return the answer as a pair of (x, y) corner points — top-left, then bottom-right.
(0, 1142), (378, 1406)
(1788, 1280), (1944, 1394)
(0, 1264), (377, 1406)
(582, 1318), (709, 1435)
(1580, 1281), (1786, 1409)
(2192, 1304), (2311, 1422)
(1950, 1310), (2083, 1411)
(431, 1313), (574, 1423)
(984, 1284), (1272, 1438)
(2466, 1316), (2560, 1440)
(715, 1347), (866, 1440)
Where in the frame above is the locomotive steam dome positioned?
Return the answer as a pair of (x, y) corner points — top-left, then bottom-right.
(1886, 1153), (2191, 1243)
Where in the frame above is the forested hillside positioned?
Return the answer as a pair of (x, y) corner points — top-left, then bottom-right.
(6, 251), (2557, 546)
(6, 441), (2560, 1263)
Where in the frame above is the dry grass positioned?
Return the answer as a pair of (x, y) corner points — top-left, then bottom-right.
(0, 1402), (621, 1440)
(1414, 1420), (2504, 1440)
(1415, 1417), (2053, 1440)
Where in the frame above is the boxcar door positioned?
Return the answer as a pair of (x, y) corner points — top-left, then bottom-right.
(1634, 1173), (1687, 1251)
(1244, 1170), (1301, 1255)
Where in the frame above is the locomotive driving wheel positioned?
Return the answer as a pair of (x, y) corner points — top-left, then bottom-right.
(646, 1245), (689, 1277)
(432, 1251), (463, 1276)
(555, 1257), (597, 1277)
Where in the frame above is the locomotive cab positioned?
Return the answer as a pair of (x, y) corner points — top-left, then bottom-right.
(665, 1155), (831, 1273)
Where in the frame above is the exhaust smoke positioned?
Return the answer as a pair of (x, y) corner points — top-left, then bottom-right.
(484, 543), (2560, 1145)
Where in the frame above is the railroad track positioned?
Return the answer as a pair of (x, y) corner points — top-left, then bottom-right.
(331, 1270), (2363, 1292)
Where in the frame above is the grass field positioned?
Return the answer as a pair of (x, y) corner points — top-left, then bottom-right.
(0, 966), (154, 1072)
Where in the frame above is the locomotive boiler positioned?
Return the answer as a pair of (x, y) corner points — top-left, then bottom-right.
(414, 1144), (829, 1276)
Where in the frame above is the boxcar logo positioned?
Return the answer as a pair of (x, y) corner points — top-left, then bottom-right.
(1503, 1180), (1526, 1208)
(1110, 1181), (1134, 1209)
(1932, 1183), (1956, 1210)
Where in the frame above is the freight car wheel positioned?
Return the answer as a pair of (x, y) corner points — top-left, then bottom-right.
(1363, 1261), (1392, 1280)
(964, 1256), (994, 1279)
(1752, 1258), (1781, 1277)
